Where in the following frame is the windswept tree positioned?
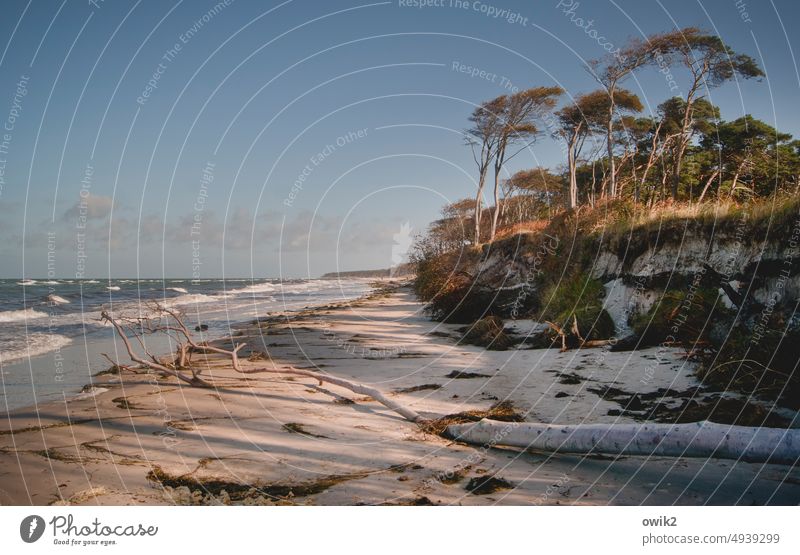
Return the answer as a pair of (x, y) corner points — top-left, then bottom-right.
(557, 90), (606, 209)
(558, 89), (642, 208)
(489, 86), (563, 240)
(701, 115), (797, 198)
(658, 96), (719, 200)
(465, 97), (504, 244)
(660, 29), (764, 199)
(503, 167), (564, 222)
(589, 30), (684, 198)
(432, 198), (474, 250)
(628, 112), (678, 205)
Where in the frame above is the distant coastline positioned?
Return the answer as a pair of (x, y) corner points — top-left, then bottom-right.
(321, 262), (415, 279)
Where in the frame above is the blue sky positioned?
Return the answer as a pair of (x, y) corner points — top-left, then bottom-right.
(0, 0), (797, 278)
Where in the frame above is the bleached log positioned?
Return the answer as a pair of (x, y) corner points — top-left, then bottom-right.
(445, 419), (800, 464)
(265, 366), (422, 423)
(101, 308), (422, 423)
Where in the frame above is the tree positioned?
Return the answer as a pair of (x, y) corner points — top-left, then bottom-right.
(589, 30), (686, 198)
(428, 198), (474, 252)
(465, 97), (504, 244)
(660, 29), (764, 199)
(556, 90), (607, 209)
(557, 89), (642, 207)
(503, 167), (564, 222)
(657, 96), (719, 200)
(702, 115), (796, 198)
(489, 86), (563, 240)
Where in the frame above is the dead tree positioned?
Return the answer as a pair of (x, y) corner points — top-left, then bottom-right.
(101, 305), (800, 465)
(101, 306), (421, 422)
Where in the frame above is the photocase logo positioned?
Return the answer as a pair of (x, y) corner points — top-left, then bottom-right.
(390, 221), (413, 277)
(20, 515), (45, 543)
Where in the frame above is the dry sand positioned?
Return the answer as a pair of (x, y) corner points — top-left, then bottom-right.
(1, 284), (798, 505)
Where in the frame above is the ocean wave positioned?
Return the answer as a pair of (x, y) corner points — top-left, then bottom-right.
(0, 308), (49, 323)
(169, 287), (188, 294)
(46, 294), (70, 305)
(0, 333), (71, 363)
(70, 386), (109, 401)
(167, 293), (221, 306)
(106, 286), (121, 291)
(229, 281), (279, 295)
(17, 279), (37, 286)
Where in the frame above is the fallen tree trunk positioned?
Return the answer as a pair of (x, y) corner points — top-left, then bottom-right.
(102, 306), (798, 463)
(266, 366), (422, 422)
(444, 419), (800, 464)
(101, 307), (423, 423)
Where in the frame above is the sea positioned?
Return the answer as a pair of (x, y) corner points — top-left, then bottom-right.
(0, 277), (372, 412)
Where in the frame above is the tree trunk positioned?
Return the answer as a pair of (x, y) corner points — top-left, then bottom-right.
(474, 172), (486, 244)
(671, 81), (700, 200)
(697, 169), (719, 204)
(445, 419), (800, 464)
(567, 135), (579, 209)
(730, 170), (741, 197)
(490, 169), (502, 240)
(606, 106), (616, 198)
(670, 142), (687, 200)
(638, 121), (664, 204)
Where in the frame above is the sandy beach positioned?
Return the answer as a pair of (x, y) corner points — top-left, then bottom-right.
(1, 283), (798, 506)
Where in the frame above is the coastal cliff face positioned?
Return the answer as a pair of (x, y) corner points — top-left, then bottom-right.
(469, 212), (800, 335)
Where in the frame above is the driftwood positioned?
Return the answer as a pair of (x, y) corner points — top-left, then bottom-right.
(101, 307), (422, 423)
(102, 306), (799, 465)
(544, 317), (613, 351)
(444, 419), (800, 464)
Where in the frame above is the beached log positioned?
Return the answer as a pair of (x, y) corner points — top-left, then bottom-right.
(444, 419), (800, 464)
(254, 365), (422, 422)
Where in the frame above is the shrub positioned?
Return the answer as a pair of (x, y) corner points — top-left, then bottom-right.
(699, 316), (800, 409)
(631, 286), (728, 346)
(539, 273), (615, 342)
(458, 315), (513, 350)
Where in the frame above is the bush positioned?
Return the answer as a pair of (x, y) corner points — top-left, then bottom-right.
(458, 315), (513, 350)
(539, 273), (615, 342)
(631, 286), (728, 346)
(699, 316), (800, 410)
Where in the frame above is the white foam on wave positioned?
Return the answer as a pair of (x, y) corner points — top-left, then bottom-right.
(229, 281), (278, 295)
(167, 293), (221, 306)
(17, 279), (37, 286)
(106, 286), (121, 291)
(169, 287), (188, 294)
(47, 294), (70, 305)
(0, 333), (72, 363)
(0, 308), (49, 323)
(70, 386), (109, 401)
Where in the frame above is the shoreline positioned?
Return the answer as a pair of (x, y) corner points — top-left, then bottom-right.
(1, 283), (799, 505)
(0, 278), (378, 414)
